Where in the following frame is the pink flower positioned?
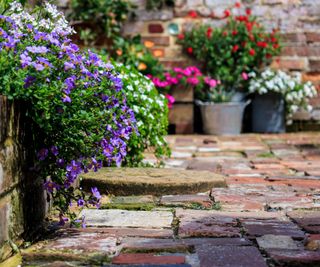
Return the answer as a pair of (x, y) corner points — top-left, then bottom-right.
(241, 72), (249, 80)
(166, 94), (175, 109)
(204, 77), (218, 87)
(187, 77), (199, 85)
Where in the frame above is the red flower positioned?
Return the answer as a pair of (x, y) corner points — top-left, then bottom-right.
(224, 9), (231, 18)
(242, 41), (247, 47)
(223, 31), (228, 36)
(266, 53), (272, 59)
(235, 2), (241, 8)
(232, 30), (238, 36)
(246, 8), (252, 16)
(257, 41), (267, 48)
(187, 47), (193, 54)
(232, 45), (239, 53)
(206, 27), (213, 38)
(188, 10), (198, 18)
(249, 48), (255, 56)
(273, 43), (279, 49)
(246, 22), (253, 32)
(271, 37), (278, 43)
(236, 15), (249, 22)
(177, 33), (185, 40)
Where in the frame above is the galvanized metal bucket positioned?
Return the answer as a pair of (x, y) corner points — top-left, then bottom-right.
(196, 100), (250, 135)
(251, 92), (286, 133)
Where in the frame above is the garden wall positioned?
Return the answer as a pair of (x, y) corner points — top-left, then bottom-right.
(57, 0), (320, 131)
(0, 96), (46, 262)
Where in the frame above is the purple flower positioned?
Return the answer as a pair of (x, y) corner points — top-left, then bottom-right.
(62, 94), (71, 103)
(20, 52), (33, 68)
(44, 180), (60, 193)
(91, 187), (101, 200)
(26, 46), (48, 54)
(33, 63), (45, 71)
(64, 75), (76, 94)
(77, 198), (85, 207)
(64, 61), (75, 71)
(37, 57), (53, 68)
(50, 146), (59, 156)
(37, 148), (48, 160)
(24, 76), (36, 89)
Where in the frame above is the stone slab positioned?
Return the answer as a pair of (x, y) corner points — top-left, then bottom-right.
(242, 219), (305, 240)
(80, 209), (173, 229)
(256, 235), (299, 250)
(81, 168), (226, 196)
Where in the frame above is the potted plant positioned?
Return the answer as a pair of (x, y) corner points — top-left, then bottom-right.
(248, 69), (317, 133)
(177, 4), (281, 134)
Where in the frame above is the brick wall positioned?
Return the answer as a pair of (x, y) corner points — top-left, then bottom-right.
(0, 96), (47, 262)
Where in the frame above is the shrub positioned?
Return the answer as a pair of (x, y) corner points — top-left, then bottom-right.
(115, 64), (170, 165)
(178, 4), (281, 93)
(0, 2), (136, 224)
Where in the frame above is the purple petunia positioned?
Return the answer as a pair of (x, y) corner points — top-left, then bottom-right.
(91, 187), (101, 200)
(50, 146), (59, 156)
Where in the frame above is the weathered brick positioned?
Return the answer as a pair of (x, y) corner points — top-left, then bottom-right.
(306, 32), (320, 43)
(112, 253), (186, 265)
(271, 58), (308, 71)
(281, 33), (306, 43)
(148, 23), (164, 33)
(309, 59), (320, 72)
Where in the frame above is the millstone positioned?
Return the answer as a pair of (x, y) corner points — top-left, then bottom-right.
(81, 168), (226, 196)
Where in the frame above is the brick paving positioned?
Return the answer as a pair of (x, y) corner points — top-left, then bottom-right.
(21, 133), (320, 266)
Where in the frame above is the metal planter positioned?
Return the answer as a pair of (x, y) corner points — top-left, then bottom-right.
(251, 92), (286, 133)
(196, 100), (249, 135)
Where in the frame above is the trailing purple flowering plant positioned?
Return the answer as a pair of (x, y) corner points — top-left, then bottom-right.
(0, 2), (136, 225)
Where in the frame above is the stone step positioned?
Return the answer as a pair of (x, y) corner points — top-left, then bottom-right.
(81, 167), (226, 196)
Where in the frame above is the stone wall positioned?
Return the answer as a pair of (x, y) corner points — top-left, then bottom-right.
(0, 96), (46, 262)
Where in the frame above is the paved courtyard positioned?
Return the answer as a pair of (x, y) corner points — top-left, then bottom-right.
(19, 133), (320, 266)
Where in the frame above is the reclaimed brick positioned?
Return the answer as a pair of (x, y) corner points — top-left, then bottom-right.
(309, 59), (320, 72)
(266, 249), (320, 266)
(148, 24), (164, 33)
(112, 253), (186, 265)
(306, 32), (320, 43)
(196, 246), (268, 267)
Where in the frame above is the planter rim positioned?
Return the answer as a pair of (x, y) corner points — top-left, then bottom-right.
(195, 100), (247, 107)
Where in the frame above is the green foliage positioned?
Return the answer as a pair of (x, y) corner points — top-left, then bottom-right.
(114, 63), (171, 166)
(69, 0), (134, 43)
(178, 6), (281, 93)
(146, 0), (174, 10)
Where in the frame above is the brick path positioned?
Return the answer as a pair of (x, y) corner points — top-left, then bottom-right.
(20, 133), (320, 267)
